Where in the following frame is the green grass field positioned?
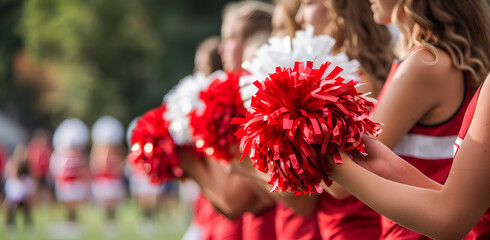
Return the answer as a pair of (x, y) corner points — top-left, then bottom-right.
(0, 198), (190, 240)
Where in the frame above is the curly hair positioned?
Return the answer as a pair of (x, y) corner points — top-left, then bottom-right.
(325, 0), (395, 84)
(392, 0), (490, 88)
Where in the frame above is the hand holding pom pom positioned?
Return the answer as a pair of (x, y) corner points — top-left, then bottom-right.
(189, 72), (248, 163)
(233, 61), (380, 194)
(128, 104), (183, 184)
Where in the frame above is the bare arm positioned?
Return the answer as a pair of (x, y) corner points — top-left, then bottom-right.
(180, 151), (273, 219)
(230, 156), (319, 216)
(323, 50), (454, 195)
(373, 48), (464, 148)
(329, 77), (490, 239)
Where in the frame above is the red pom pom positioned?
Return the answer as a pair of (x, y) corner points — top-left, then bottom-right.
(233, 61), (380, 194)
(129, 104), (183, 184)
(189, 72), (248, 163)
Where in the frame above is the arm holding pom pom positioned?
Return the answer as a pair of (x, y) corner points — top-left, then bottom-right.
(328, 79), (490, 239)
(342, 136), (441, 190)
(233, 155), (320, 217)
(323, 49), (466, 199)
(180, 150), (274, 219)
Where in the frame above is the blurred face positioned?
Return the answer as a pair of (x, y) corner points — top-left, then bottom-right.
(295, 0), (328, 35)
(369, 0), (397, 24)
(271, 5), (290, 38)
(218, 16), (244, 72)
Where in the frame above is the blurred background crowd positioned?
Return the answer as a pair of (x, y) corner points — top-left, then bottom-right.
(0, 0), (233, 239)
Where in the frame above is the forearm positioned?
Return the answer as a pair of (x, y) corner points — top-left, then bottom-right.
(379, 156), (442, 190)
(330, 154), (466, 239)
(271, 192), (319, 216)
(238, 164), (319, 216)
(320, 181), (351, 199)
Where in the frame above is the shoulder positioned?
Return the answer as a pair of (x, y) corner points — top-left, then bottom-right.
(397, 47), (455, 87)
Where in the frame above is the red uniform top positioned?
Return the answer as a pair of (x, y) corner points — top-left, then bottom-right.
(375, 60), (474, 240)
(27, 141), (53, 178)
(194, 194), (219, 240)
(454, 86), (490, 240)
(58, 148), (87, 182)
(242, 205), (276, 240)
(213, 214), (243, 240)
(194, 194), (243, 240)
(92, 147), (123, 180)
(275, 202), (321, 240)
(317, 193), (381, 240)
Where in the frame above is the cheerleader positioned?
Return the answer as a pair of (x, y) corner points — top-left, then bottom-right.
(3, 144), (35, 231)
(90, 116), (126, 235)
(330, 72), (490, 239)
(50, 118), (91, 224)
(183, 1), (278, 239)
(26, 128), (54, 205)
(288, 1), (396, 239)
(336, 0), (490, 239)
(181, 35), (224, 240)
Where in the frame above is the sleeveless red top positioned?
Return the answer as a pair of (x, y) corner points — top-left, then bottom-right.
(242, 205), (277, 240)
(275, 202), (321, 240)
(59, 149), (86, 181)
(454, 86), (490, 240)
(317, 193), (381, 240)
(376, 59), (474, 240)
(193, 193), (243, 240)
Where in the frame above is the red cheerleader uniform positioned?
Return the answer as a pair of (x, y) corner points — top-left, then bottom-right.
(194, 194), (243, 240)
(52, 148), (89, 202)
(375, 58), (474, 240)
(91, 147), (125, 202)
(275, 201), (321, 240)
(317, 193), (381, 240)
(242, 205), (277, 240)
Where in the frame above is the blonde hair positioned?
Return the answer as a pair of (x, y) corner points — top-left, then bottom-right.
(392, 0), (490, 88)
(194, 36), (223, 75)
(222, 1), (273, 41)
(325, 0), (395, 84)
(242, 31), (271, 62)
(273, 0), (301, 38)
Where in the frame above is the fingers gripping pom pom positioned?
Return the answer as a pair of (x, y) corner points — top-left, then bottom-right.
(189, 72), (248, 163)
(233, 61), (380, 194)
(129, 104), (183, 184)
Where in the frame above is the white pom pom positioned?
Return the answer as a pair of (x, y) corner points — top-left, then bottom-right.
(163, 71), (226, 146)
(291, 25), (360, 82)
(53, 118), (89, 150)
(91, 116), (125, 145)
(239, 25), (361, 111)
(240, 36), (295, 109)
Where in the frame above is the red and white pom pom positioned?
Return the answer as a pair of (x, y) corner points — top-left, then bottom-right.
(129, 104), (183, 184)
(163, 71), (226, 146)
(240, 25), (361, 111)
(233, 61), (380, 194)
(189, 71), (248, 163)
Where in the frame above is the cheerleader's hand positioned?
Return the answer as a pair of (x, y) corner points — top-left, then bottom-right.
(350, 135), (399, 179)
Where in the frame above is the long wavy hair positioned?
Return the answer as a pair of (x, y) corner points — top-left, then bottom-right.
(325, 0), (395, 84)
(392, 0), (490, 88)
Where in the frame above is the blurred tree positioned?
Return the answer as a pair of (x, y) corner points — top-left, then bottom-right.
(15, 0), (232, 129)
(0, 0), (29, 124)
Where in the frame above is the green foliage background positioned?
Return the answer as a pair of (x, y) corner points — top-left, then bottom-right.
(1, 0), (235, 130)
